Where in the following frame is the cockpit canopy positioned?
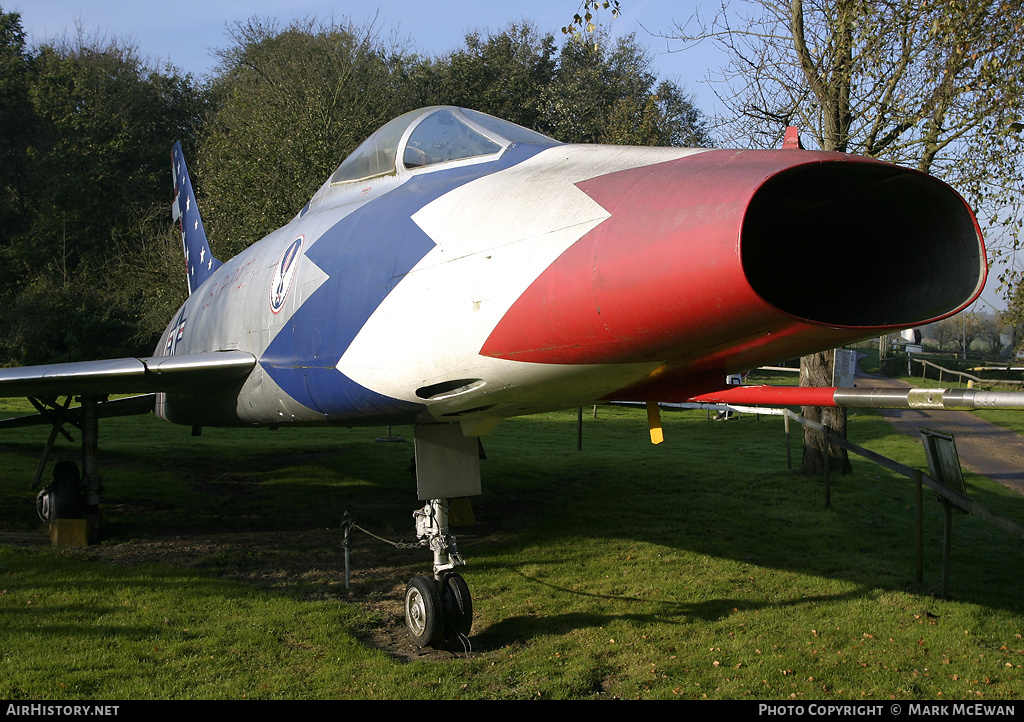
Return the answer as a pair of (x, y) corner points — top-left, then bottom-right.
(329, 107), (560, 185)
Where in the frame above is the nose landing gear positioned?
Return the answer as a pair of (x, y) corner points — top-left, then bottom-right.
(402, 424), (482, 649)
(404, 498), (473, 648)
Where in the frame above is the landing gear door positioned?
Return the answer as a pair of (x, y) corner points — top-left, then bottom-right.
(414, 424), (482, 500)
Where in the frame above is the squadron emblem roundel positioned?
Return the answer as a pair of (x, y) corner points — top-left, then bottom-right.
(270, 235), (303, 315)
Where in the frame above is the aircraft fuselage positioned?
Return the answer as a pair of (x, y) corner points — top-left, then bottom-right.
(154, 111), (985, 432)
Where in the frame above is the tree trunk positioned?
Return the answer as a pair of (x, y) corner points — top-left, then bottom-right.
(799, 349), (852, 475)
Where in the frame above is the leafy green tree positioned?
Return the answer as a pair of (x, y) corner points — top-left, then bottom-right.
(197, 18), (421, 258)
(543, 32), (711, 146)
(28, 38), (201, 273)
(106, 207), (191, 352)
(0, 9), (36, 324)
(928, 317), (960, 353)
(1003, 281), (1024, 356)
(436, 24), (557, 133)
(0, 22), (204, 363)
(427, 23), (711, 147)
(0, 10), (33, 248)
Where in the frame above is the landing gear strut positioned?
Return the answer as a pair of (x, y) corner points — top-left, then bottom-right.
(402, 424), (482, 648)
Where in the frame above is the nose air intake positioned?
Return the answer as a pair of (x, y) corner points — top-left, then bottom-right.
(741, 162), (985, 328)
(481, 149), (986, 371)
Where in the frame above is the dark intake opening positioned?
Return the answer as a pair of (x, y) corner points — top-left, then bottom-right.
(741, 162), (983, 327)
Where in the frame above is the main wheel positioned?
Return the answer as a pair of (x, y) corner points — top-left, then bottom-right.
(48, 461), (84, 520)
(404, 576), (442, 647)
(441, 572), (473, 639)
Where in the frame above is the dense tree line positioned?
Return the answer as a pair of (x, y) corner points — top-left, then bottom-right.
(0, 15), (205, 364)
(0, 11), (711, 365)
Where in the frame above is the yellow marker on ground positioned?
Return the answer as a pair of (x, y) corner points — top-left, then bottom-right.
(646, 401), (664, 444)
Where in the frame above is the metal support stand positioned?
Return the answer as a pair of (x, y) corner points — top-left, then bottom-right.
(80, 397), (101, 507)
(80, 396), (102, 543)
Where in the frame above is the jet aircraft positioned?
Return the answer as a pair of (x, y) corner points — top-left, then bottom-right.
(0, 106), (1000, 647)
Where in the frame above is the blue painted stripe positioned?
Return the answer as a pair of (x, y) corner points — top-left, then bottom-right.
(260, 144), (547, 422)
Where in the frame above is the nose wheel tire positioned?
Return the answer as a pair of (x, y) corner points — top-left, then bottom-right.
(441, 572), (473, 638)
(404, 576), (443, 647)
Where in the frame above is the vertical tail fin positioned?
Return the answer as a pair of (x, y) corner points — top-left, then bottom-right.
(171, 142), (221, 295)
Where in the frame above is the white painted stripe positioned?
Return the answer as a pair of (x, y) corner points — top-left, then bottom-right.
(338, 145), (707, 410)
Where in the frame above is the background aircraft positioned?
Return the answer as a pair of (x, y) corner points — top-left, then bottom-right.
(0, 106), (991, 647)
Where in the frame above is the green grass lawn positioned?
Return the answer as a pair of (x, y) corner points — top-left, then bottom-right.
(971, 409), (1024, 437)
(1, 404), (1023, 699)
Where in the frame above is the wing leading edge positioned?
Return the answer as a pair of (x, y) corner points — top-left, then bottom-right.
(0, 351), (255, 398)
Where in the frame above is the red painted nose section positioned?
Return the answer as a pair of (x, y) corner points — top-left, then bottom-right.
(480, 149), (985, 370)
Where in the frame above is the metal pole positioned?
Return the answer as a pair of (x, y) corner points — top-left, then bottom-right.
(342, 512), (351, 592)
(784, 411), (792, 470)
(941, 500), (953, 599)
(915, 470), (923, 584)
(81, 396), (102, 544)
(824, 434), (831, 509)
(81, 397), (100, 508)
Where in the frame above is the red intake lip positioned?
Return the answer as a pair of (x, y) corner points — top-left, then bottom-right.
(480, 149), (985, 375)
